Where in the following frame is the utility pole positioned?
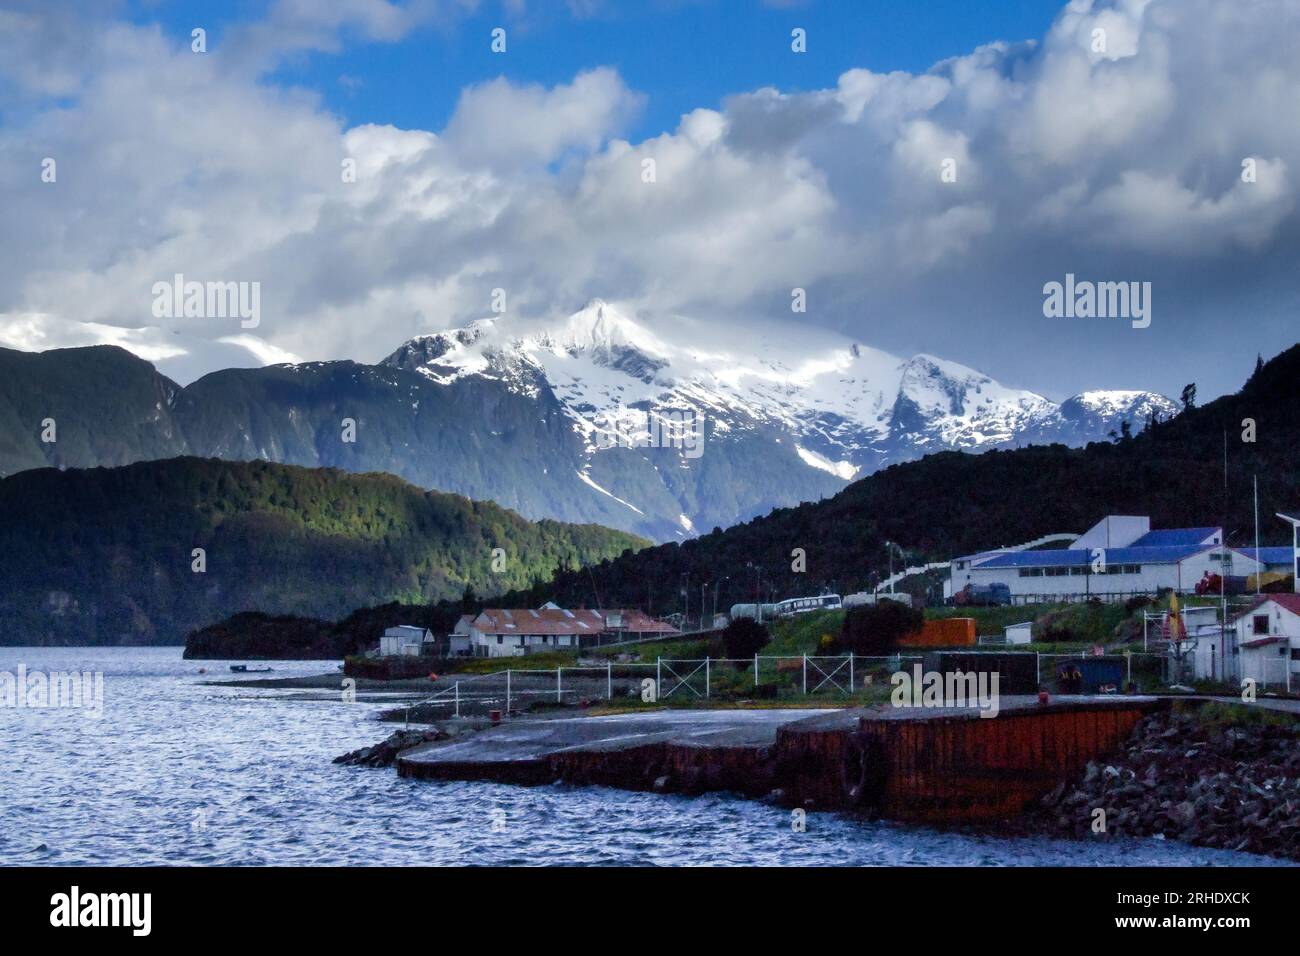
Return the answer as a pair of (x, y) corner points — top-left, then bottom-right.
(1254, 474), (1261, 596)
(681, 572), (689, 631)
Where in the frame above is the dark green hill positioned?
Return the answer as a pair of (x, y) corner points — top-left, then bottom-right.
(0, 345), (189, 473)
(0, 457), (646, 646)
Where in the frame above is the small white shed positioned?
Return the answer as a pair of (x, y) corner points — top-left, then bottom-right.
(379, 625), (431, 657)
(1005, 622), (1034, 645)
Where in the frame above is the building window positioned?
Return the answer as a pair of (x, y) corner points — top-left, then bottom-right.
(1291, 649), (1300, 661)
(496, 635), (503, 644)
(1253, 615), (1269, 636)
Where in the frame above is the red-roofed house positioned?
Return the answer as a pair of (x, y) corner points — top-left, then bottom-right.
(464, 606), (678, 658)
(1232, 594), (1300, 689)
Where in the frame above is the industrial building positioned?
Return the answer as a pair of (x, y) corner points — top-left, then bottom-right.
(950, 515), (1270, 604)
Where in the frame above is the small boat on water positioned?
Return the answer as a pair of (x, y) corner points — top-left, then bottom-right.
(229, 664), (274, 673)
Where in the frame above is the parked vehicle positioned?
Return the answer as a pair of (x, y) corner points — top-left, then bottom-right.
(774, 594), (843, 617)
(1195, 572), (1250, 595)
(729, 603), (780, 622)
(952, 583), (1012, 607)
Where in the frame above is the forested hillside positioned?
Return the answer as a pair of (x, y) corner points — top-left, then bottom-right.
(0, 458), (645, 646)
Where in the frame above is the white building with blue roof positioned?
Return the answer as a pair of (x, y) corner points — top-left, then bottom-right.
(951, 515), (1267, 604)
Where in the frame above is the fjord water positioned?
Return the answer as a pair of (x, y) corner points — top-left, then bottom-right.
(0, 647), (1285, 867)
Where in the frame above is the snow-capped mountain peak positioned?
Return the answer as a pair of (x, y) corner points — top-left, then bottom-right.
(548, 299), (670, 357)
(382, 303), (1178, 502)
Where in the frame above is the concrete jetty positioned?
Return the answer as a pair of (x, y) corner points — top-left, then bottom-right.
(399, 709), (849, 795)
(396, 696), (1164, 822)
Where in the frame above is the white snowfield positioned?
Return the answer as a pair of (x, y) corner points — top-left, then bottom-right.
(386, 299), (1177, 487)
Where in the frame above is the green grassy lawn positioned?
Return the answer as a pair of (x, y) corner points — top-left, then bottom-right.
(447, 651), (578, 674)
(593, 636), (715, 660)
(442, 595), (1187, 683)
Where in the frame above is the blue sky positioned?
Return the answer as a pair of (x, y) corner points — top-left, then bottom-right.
(3, 0), (1298, 402)
(135, 1), (1065, 143)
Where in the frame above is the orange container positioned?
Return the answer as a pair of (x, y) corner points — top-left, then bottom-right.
(899, 617), (977, 648)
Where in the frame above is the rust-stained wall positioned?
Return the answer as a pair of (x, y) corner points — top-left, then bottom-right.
(771, 724), (854, 809)
(549, 741), (774, 797)
(856, 703), (1151, 823)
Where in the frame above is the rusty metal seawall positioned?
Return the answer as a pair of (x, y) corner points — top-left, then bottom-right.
(849, 697), (1162, 823)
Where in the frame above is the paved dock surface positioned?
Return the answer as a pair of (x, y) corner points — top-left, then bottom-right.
(400, 708), (847, 766)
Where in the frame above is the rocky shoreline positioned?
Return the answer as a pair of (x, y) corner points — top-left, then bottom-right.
(335, 729), (450, 767)
(334, 719), (494, 767)
(335, 700), (1300, 863)
(1024, 704), (1300, 861)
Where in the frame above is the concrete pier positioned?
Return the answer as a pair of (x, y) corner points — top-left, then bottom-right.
(399, 709), (848, 795)
(396, 697), (1163, 822)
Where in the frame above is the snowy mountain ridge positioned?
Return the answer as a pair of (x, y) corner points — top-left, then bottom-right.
(383, 299), (1178, 481)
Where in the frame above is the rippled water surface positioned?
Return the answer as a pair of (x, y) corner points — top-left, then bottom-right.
(0, 647), (1287, 866)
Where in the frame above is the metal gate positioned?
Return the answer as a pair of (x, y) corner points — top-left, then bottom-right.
(657, 659), (710, 699)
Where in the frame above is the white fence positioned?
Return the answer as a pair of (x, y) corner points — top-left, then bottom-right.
(1243, 656), (1296, 693)
(401, 653), (924, 723)
(401, 650), (1186, 725)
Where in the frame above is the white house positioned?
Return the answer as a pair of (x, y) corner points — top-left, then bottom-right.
(951, 515), (1265, 604)
(379, 625), (432, 657)
(1233, 594), (1300, 689)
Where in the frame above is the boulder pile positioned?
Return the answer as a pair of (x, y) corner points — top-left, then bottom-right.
(1031, 707), (1300, 859)
(334, 729), (449, 767)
